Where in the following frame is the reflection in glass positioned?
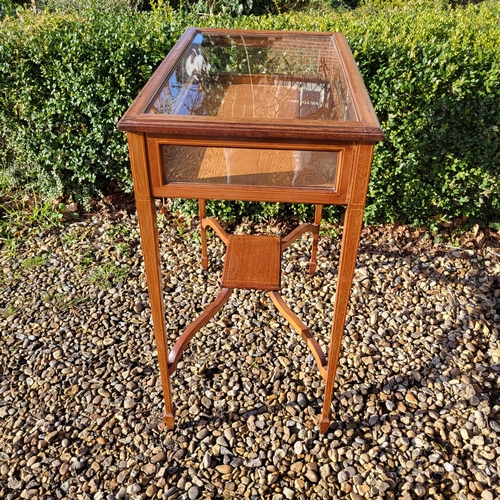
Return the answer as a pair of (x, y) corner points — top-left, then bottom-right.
(163, 146), (338, 188)
(148, 33), (356, 122)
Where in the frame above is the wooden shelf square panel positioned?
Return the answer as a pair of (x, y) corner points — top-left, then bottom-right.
(222, 235), (281, 291)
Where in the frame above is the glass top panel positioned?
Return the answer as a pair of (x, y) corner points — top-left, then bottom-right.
(147, 32), (357, 122)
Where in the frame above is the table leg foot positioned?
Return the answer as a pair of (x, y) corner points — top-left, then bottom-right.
(309, 260), (317, 275)
(318, 415), (331, 434)
(164, 413), (175, 429)
(201, 256), (208, 270)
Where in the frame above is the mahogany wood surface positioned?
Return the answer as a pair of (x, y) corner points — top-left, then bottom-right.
(121, 28), (383, 434)
(201, 217), (229, 246)
(119, 116), (384, 142)
(167, 287), (233, 375)
(127, 132), (175, 428)
(319, 143), (375, 433)
(280, 223), (319, 250)
(152, 180), (346, 205)
(147, 136), (352, 205)
(199, 199), (208, 270)
(218, 84), (300, 120)
(309, 204), (323, 275)
(269, 291), (328, 380)
(221, 235), (282, 291)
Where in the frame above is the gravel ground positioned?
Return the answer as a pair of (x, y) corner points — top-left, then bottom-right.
(1, 200), (500, 500)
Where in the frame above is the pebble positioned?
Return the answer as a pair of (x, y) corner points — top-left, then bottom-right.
(490, 420), (500, 433)
(8, 477), (23, 489)
(164, 487), (178, 499)
(297, 393), (307, 407)
(215, 465), (232, 474)
(414, 484), (427, 497)
(293, 441), (303, 455)
(151, 452), (166, 463)
(338, 471), (349, 483)
(116, 486), (127, 499)
(44, 430), (59, 444)
(196, 428), (209, 440)
(143, 463), (156, 475)
(146, 484), (158, 496)
(189, 403), (201, 415)
(223, 428), (235, 442)
(405, 392), (418, 404)
(127, 484), (141, 495)
(123, 397), (135, 409)
(188, 486), (200, 499)
(305, 469), (318, 483)
(245, 458), (262, 468)
(376, 480), (390, 492)
(59, 463), (70, 475)
(0, 208), (499, 500)
(202, 453), (212, 469)
(319, 463), (330, 479)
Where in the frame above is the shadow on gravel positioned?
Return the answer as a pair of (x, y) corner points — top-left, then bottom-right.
(0, 208), (499, 499)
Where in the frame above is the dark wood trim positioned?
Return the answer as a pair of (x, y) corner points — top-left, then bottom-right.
(119, 115), (383, 142)
(147, 135), (357, 150)
(334, 34), (382, 133)
(126, 132), (175, 428)
(197, 28), (334, 37)
(146, 136), (353, 204)
(151, 184), (347, 205)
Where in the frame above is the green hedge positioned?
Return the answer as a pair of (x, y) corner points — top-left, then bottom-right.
(0, 0), (499, 225)
(0, 8), (186, 201)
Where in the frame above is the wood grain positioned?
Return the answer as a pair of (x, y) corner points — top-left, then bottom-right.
(309, 204), (323, 275)
(218, 84), (299, 120)
(147, 136), (355, 206)
(269, 291), (328, 379)
(319, 143), (375, 433)
(222, 235), (281, 291)
(151, 182), (346, 205)
(199, 199), (209, 270)
(167, 288), (233, 374)
(126, 132), (175, 428)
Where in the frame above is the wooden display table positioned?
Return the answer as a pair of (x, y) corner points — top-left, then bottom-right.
(118, 28), (383, 433)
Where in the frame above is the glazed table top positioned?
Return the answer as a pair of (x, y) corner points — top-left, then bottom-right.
(118, 28), (383, 144)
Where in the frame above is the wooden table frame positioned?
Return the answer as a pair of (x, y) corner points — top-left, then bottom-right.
(119, 28), (383, 433)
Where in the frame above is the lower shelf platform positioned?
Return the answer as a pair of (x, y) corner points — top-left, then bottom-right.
(222, 234), (282, 291)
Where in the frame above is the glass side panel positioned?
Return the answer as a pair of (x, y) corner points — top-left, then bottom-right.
(148, 32), (356, 122)
(163, 146), (338, 188)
